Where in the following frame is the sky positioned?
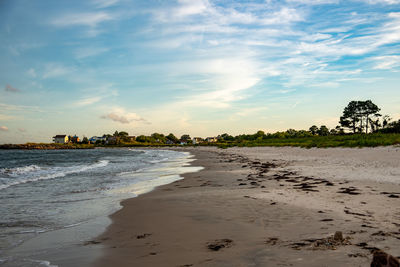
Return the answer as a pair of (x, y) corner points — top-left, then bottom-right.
(0, 0), (399, 143)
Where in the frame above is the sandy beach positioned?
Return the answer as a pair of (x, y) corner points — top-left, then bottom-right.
(92, 146), (400, 266)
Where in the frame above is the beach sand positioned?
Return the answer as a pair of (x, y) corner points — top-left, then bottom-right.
(92, 146), (400, 266)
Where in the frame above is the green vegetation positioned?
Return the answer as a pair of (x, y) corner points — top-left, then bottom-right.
(214, 133), (400, 149)
(2, 100), (399, 150)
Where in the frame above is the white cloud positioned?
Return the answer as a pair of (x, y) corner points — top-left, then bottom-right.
(286, 0), (339, 4)
(74, 47), (109, 59)
(167, 57), (260, 108)
(51, 12), (113, 28)
(0, 103), (42, 112)
(100, 108), (148, 124)
(358, 0), (400, 4)
(92, 0), (119, 8)
(373, 55), (400, 69)
(73, 96), (103, 107)
(42, 63), (72, 79)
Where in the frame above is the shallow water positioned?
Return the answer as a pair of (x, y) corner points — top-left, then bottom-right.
(0, 148), (202, 266)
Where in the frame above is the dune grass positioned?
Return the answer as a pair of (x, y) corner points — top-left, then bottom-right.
(215, 133), (400, 148)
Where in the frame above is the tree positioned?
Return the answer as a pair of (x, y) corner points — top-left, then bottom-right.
(309, 125), (318, 135)
(136, 135), (147, 142)
(382, 115), (392, 129)
(82, 136), (89, 144)
(318, 125), (330, 136)
(340, 101), (360, 133)
(118, 131), (129, 137)
(166, 133), (179, 144)
(151, 133), (166, 143)
(339, 100), (381, 133)
(180, 134), (191, 141)
(363, 100), (381, 134)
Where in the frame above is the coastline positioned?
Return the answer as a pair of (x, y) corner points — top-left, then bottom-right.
(91, 146), (400, 266)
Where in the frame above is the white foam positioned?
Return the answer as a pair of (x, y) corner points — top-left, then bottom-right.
(0, 165), (42, 175)
(0, 160), (109, 190)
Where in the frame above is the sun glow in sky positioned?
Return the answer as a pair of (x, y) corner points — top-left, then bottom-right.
(0, 0), (399, 143)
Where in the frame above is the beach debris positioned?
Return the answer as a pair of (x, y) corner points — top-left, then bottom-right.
(380, 192), (400, 198)
(320, 218), (334, 222)
(265, 237), (279, 245)
(137, 233), (152, 239)
(207, 239), (233, 251)
(344, 208), (372, 217)
(348, 253), (367, 258)
(355, 242), (380, 252)
(337, 187), (361, 195)
(290, 231), (351, 250)
(371, 250), (400, 267)
(83, 240), (101, 245)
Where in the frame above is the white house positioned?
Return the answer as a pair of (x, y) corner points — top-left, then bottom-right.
(53, 135), (68, 144)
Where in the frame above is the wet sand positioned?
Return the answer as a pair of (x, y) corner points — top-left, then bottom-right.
(92, 146), (400, 266)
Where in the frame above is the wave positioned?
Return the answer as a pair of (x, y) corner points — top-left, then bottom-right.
(0, 165), (42, 175)
(0, 160), (109, 191)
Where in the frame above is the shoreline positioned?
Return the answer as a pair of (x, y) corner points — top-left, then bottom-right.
(1, 149), (198, 267)
(91, 146), (400, 266)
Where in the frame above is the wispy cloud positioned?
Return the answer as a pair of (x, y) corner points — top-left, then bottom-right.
(5, 84), (20, 93)
(42, 63), (73, 79)
(74, 46), (109, 59)
(0, 126), (9, 132)
(373, 55), (400, 69)
(73, 96), (103, 107)
(92, 0), (119, 8)
(51, 12), (113, 28)
(0, 103), (42, 112)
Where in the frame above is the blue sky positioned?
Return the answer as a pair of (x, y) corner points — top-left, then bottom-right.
(0, 0), (399, 143)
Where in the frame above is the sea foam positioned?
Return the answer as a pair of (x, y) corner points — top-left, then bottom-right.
(0, 160), (109, 190)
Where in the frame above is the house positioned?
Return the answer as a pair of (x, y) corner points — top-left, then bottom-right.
(70, 135), (80, 143)
(192, 137), (203, 144)
(53, 135), (68, 144)
(205, 137), (218, 143)
(89, 136), (107, 143)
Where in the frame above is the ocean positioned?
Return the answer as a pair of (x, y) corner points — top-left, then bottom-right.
(0, 148), (202, 266)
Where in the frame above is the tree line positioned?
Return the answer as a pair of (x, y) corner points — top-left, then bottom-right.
(93, 100), (399, 145)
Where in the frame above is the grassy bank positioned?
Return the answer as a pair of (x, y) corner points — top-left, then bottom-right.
(214, 133), (400, 148)
(2, 133), (400, 149)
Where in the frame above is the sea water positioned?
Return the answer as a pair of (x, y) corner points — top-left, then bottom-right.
(0, 148), (202, 266)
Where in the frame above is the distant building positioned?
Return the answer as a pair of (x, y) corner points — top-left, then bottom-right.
(192, 137), (203, 144)
(205, 137), (218, 143)
(53, 135), (68, 144)
(70, 135), (80, 143)
(89, 136), (107, 143)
